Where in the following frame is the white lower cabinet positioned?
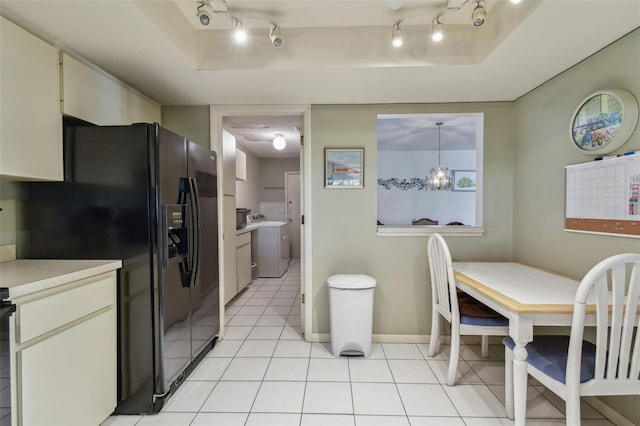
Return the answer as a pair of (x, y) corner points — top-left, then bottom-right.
(19, 309), (115, 426)
(223, 195), (238, 305)
(236, 231), (252, 293)
(11, 271), (117, 426)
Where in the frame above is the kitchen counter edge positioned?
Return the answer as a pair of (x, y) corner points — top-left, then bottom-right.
(237, 223), (261, 235)
(0, 259), (122, 299)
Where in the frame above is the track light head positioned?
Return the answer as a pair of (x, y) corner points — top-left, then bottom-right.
(472, 1), (486, 27)
(270, 24), (283, 47)
(232, 18), (247, 43)
(197, 2), (213, 26)
(431, 15), (444, 42)
(391, 23), (403, 47)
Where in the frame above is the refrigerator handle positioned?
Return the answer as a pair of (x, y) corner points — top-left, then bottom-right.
(187, 177), (201, 287)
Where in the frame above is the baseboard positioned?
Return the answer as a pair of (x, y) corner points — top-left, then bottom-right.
(307, 333), (503, 345)
(373, 334), (430, 344)
(583, 396), (634, 426)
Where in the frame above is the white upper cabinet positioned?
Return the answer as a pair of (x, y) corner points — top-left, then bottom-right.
(236, 149), (247, 181)
(122, 86), (161, 125)
(61, 53), (161, 126)
(222, 129), (237, 196)
(0, 17), (62, 181)
(61, 53), (122, 125)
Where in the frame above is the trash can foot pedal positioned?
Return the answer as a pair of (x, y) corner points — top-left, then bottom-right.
(340, 350), (364, 357)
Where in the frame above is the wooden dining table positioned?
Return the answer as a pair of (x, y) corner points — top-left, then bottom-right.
(453, 262), (588, 426)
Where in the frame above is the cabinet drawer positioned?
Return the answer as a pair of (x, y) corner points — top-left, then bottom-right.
(19, 308), (116, 426)
(17, 273), (115, 343)
(237, 231), (251, 247)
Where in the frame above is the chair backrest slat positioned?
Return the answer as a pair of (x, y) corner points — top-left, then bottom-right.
(622, 264), (640, 379)
(594, 276), (609, 380)
(607, 264), (626, 379)
(569, 253), (640, 384)
(630, 314), (640, 379)
(428, 234), (458, 323)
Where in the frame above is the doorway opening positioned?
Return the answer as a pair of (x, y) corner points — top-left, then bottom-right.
(214, 106), (309, 341)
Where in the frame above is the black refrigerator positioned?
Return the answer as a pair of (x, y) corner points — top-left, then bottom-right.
(24, 123), (219, 414)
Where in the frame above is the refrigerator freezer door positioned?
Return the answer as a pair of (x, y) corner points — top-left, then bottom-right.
(187, 141), (220, 361)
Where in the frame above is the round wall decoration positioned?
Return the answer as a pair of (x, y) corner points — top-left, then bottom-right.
(570, 89), (639, 155)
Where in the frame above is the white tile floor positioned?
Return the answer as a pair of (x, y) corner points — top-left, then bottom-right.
(102, 259), (616, 426)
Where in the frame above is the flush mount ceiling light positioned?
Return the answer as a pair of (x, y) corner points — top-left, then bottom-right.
(510, 0), (523, 3)
(471, 1), (487, 27)
(426, 122), (453, 191)
(391, 22), (404, 47)
(269, 24), (283, 47)
(272, 134), (286, 150)
(431, 15), (444, 42)
(232, 17), (247, 43)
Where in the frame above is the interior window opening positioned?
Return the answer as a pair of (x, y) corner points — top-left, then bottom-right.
(377, 113), (483, 230)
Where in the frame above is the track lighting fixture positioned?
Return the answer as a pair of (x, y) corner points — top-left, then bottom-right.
(391, 22), (403, 47)
(269, 24), (283, 47)
(232, 17), (247, 43)
(196, 1), (213, 26)
(272, 134), (286, 150)
(471, 1), (486, 27)
(431, 15), (444, 42)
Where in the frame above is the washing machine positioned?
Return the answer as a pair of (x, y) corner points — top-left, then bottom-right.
(248, 214), (290, 278)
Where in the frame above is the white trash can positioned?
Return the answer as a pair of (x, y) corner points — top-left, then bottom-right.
(327, 274), (376, 357)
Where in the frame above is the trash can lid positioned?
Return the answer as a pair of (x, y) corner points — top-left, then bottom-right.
(327, 274), (376, 290)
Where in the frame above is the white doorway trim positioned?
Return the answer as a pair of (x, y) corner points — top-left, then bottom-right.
(210, 104), (312, 341)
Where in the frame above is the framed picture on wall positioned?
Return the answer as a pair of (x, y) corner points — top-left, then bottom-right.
(453, 170), (476, 192)
(570, 89), (639, 155)
(325, 148), (364, 188)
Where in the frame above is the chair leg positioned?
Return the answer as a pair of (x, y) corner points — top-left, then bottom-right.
(428, 311), (440, 357)
(481, 335), (489, 357)
(504, 347), (514, 419)
(565, 388), (581, 425)
(447, 324), (460, 386)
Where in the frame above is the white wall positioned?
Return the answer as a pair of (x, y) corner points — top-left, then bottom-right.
(259, 158), (300, 202)
(378, 150), (476, 225)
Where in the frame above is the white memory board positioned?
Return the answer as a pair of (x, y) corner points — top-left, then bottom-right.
(565, 153), (640, 237)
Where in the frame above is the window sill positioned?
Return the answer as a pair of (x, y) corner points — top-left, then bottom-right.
(376, 226), (485, 237)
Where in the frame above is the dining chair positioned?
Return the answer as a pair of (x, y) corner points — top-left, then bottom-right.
(427, 233), (509, 386)
(503, 253), (640, 425)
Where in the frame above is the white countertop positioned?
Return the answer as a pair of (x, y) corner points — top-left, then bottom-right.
(237, 223), (261, 235)
(0, 259), (122, 298)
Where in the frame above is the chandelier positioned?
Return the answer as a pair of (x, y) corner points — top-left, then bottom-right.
(426, 122), (453, 191)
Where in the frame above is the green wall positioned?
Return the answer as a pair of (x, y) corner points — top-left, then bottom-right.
(513, 29), (640, 275)
(161, 105), (211, 148)
(259, 158), (300, 202)
(513, 28), (640, 424)
(307, 29), (640, 422)
(309, 102), (515, 336)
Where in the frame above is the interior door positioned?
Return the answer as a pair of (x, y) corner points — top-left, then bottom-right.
(285, 171), (301, 258)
